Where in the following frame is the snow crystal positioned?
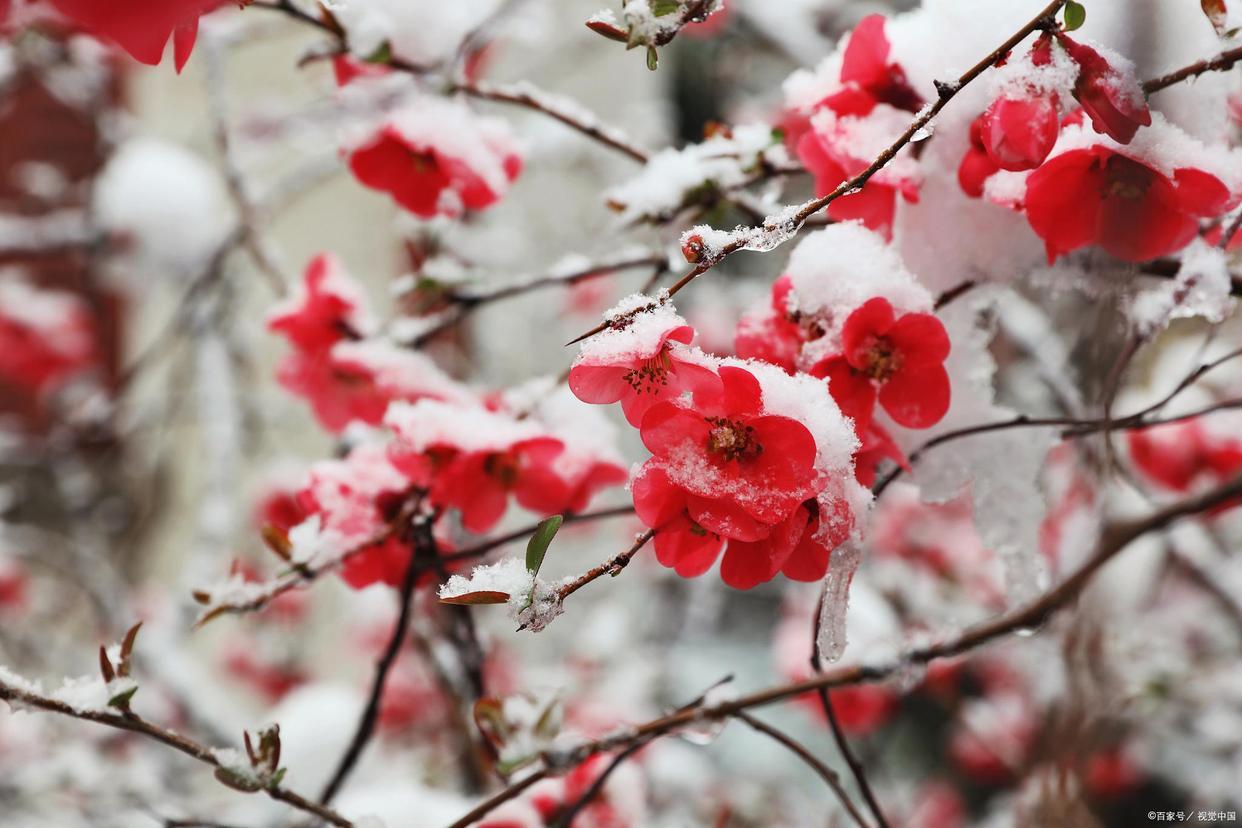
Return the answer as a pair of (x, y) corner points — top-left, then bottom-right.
(604, 123), (785, 222)
(0, 664), (136, 716)
(331, 339), (474, 406)
(574, 295), (687, 365)
(439, 558), (565, 631)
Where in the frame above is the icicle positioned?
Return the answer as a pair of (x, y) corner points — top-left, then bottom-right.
(816, 541), (863, 663)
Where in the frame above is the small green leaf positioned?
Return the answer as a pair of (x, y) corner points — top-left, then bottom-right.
(440, 590), (510, 605)
(651, 0), (680, 15)
(108, 686), (138, 710)
(646, 45), (659, 71)
(366, 40), (393, 65)
(1063, 1), (1086, 31)
(525, 515), (563, 576)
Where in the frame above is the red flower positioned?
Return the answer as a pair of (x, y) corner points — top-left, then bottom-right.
(812, 298), (951, 431)
(632, 463), (727, 579)
(569, 317), (722, 428)
(0, 280), (95, 395)
(432, 437), (569, 533)
(853, 421), (909, 486)
(958, 114), (1001, 199)
(347, 102), (522, 219)
(1025, 147), (1238, 263)
(797, 117), (919, 237)
(837, 14), (923, 114)
(732, 275), (808, 373)
(48, 0), (223, 72)
(1128, 418), (1242, 511)
(980, 93), (1060, 171)
(1057, 34), (1151, 144)
(639, 366), (820, 527)
(268, 254), (370, 354)
(722, 497), (851, 587)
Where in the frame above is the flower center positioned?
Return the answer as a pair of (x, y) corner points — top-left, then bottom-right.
(622, 347), (673, 395)
(411, 150), (438, 175)
(705, 417), (763, 462)
(1102, 155), (1153, 201)
(862, 337), (902, 381)
(483, 452), (519, 487)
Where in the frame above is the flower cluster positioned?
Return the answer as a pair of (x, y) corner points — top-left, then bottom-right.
(959, 31), (1240, 263)
(570, 292), (868, 589)
(263, 259), (626, 590)
(733, 223), (952, 485)
(784, 14), (924, 237)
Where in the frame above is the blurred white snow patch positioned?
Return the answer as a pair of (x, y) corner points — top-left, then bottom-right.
(331, 0), (501, 67)
(1130, 241), (1235, 335)
(268, 683), (365, 796)
(94, 139), (235, 277)
(338, 784), (471, 827)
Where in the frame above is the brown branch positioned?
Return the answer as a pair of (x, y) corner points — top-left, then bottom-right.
(1143, 45), (1242, 94)
(446, 768), (551, 828)
(734, 711), (872, 828)
(319, 530), (424, 804)
(549, 740), (649, 828)
(554, 529), (655, 602)
(410, 254), (667, 346)
(456, 80), (650, 163)
(0, 679), (352, 827)
(812, 585), (890, 828)
(446, 473), (1242, 828)
(197, 506), (634, 622)
(567, 0), (1070, 343)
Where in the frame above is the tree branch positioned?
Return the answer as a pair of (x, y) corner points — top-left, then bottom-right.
(0, 679), (352, 827)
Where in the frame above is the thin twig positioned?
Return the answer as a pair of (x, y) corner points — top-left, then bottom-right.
(550, 741), (649, 828)
(454, 473), (1242, 826)
(1142, 45), (1242, 94)
(318, 534), (424, 804)
(734, 711), (872, 828)
(0, 680), (352, 827)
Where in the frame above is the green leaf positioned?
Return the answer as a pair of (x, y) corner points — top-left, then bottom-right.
(525, 515), (563, 576)
(646, 45), (659, 71)
(440, 590), (511, 605)
(651, 0), (680, 15)
(366, 40), (393, 64)
(1062, 1), (1086, 31)
(107, 686), (138, 710)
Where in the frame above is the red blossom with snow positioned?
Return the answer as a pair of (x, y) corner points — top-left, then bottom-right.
(0, 280), (96, 395)
(812, 297), (951, 431)
(346, 99), (523, 219)
(733, 274), (820, 374)
(569, 313), (722, 428)
(48, 0), (223, 72)
(796, 110), (920, 237)
(1056, 33), (1152, 145)
(835, 14), (923, 115)
(1025, 146), (1239, 263)
(1127, 418), (1242, 513)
